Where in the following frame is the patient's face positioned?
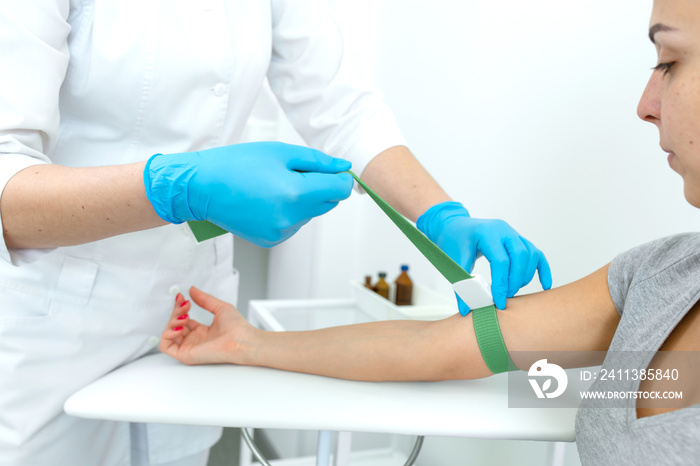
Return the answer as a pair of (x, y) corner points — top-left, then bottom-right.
(637, 0), (700, 207)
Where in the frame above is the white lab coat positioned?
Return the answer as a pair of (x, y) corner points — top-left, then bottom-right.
(0, 1), (405, 465)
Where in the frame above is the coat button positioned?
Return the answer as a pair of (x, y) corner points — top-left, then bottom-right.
(213, 83), (227, 96)
(169, 285), (181, 296)
(148, 336), (160, 347)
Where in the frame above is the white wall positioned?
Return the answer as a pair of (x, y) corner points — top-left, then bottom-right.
(368, 0), (700, 294)
(261, 0), (700, 464)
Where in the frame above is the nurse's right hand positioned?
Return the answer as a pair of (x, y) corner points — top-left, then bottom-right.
(143, 142), (354, 247)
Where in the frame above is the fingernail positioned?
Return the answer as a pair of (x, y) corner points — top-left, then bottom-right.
(172, 326), (183, 331)
(175, 293), (183, 302)
(180, 300), (189, 308)
(177, 314), (188, 320)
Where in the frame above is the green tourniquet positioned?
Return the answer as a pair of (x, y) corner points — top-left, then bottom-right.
(187, 220), (227, 242)
(471, 304), (517, 373)
(347, 170), (515, 374)
(347, 171), (472, 284)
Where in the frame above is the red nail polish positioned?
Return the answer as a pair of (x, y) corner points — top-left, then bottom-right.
(175, 293), (183, 302)
(177, 314), (188, 320)
(172, 326), (183, 331)
(180, 300), (189, 308)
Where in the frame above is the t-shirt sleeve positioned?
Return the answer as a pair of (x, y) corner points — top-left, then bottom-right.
(267, 0), (406, 179)
(608, 246), (647, 316)
(607, 233), (700, 316)
(608, 240), (661, 315)
(0, 1), (71, 264)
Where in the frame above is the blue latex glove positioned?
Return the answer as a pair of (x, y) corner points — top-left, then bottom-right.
(144, 141), (354, 247)
(417, 201), (552, 313)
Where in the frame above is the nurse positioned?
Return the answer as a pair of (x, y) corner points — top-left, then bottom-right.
(160, 1), (700, 464)
(0, 2), (550, 466)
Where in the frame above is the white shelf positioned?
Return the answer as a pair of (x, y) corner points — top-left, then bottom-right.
(248, 281), (456, 334)
(248, 298), (374, 332)
(350, 280), (455, 321)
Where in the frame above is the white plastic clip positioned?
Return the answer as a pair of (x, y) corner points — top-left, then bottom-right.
(452, 274), (494, 310)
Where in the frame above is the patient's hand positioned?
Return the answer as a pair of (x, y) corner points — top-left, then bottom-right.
(160, 287), (256, 366)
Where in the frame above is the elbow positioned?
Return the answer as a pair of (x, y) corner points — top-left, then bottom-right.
(423, 316), (495, 381)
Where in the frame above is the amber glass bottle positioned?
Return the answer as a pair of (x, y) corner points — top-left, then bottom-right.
(374, 272), (390, 300)
(394, 264), (413, 306)
(364, 275), (373, 289)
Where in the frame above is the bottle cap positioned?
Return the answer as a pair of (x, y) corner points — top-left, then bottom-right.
(401, 265), (409, 271)
(378, 272), (387, 278)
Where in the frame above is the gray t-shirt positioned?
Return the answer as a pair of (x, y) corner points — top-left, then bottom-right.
(575, 233), (700, 465)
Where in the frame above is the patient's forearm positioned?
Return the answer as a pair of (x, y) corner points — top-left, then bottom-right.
(244, 315), (492, 382)
(237, 266), (618, 382)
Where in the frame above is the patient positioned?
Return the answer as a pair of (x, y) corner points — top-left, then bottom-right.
(160, 1), (700, 464)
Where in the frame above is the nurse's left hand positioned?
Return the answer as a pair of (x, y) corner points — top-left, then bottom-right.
(160, 288), (255, 366)
(417, 201), (552, 313)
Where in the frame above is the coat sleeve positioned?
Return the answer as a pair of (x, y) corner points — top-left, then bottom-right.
(267, 0), (406, 179)
(0, 1), (71, 264)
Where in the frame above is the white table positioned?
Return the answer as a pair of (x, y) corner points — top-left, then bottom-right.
(65, 353), (578, 465)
